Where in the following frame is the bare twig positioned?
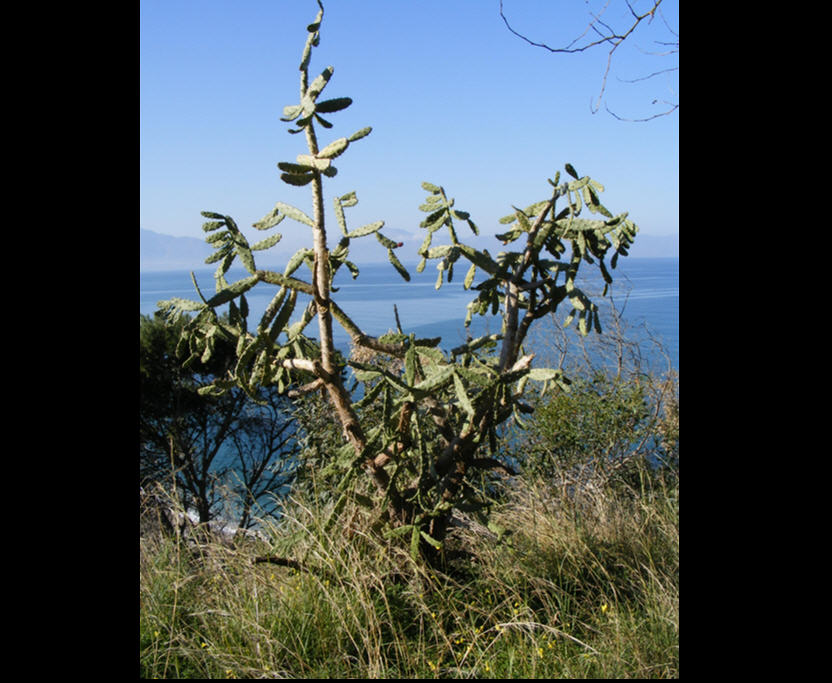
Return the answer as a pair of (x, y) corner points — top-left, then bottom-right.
(605, 100), (678, 122)
(499, 0), (677, 120)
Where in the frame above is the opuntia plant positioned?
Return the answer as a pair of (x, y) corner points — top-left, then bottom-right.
(159, 0), (638, 563)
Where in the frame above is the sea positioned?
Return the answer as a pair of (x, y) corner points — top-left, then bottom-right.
(140, 257), (678, 373)
(141, 256), (677, 522)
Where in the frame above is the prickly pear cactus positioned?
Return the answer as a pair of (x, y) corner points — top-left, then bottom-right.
(158, 0), (637, 563)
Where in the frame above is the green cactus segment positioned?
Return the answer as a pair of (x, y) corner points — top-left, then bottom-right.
(157, 297), (203, 314)
(348, 126), (372, 142)
(205, 229), (228, 245)
(250, 233), (283, 252)
(317, 137), (349, 159)
(339, 191), (359, 207)
(452, 371), (475, 417)
(463, 262), (477, 290)
(295, 154), (332, 172)
(375, 232), (401, 250)
(252, 207), (287, 231)
(280, 172), (315, 186)
(333, 199), (349, 236)
(205, 274), (260, 308)
(201, 220), (225, 233)
(163, 4), (643, 564)
(346, 220), (384, 239)
(306, 66), (334, 102)
(315, 97), (352, 114)
(237, 245), (256, 274)
(283, 248), (313, 278)
(270, 289), (298, 343)
(273, 202), (315, 228)
(196, 378), (238, 397)
(280, 104), (304, 122)
(278, 161), (313, 175)
(413, 365), (455, 395)
(387, 248), (410, 282)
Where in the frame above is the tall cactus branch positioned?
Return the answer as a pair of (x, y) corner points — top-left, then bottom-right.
(160, 1), (639, 562)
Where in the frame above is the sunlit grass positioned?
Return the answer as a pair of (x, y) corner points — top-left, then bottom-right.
(140, 469), (677, 678)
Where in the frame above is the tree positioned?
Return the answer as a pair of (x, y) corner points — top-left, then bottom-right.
(499, 0), (678, 121)
(140, 312), (300, 529)
(158, 0), (640, 564)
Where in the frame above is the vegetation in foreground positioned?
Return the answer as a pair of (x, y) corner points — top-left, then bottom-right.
(140, 428), (678, 679)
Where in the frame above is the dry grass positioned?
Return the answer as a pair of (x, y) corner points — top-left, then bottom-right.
(140, 468), (678, 678)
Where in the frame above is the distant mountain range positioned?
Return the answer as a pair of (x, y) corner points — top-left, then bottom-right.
(140, 228), (677, 271)
(624, 232), (678, 259)
(140, 230), (215, 271)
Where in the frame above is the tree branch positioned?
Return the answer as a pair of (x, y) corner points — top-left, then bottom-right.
(499, 0), (677, 119)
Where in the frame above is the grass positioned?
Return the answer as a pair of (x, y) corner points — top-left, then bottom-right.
(140, 467), (678, 678)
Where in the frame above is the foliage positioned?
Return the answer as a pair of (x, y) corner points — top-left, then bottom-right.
(139, 473), (678, 678)
(519, 373), (650, 479)
(158, 0), (639, 562)
(140, 312), (300, 528)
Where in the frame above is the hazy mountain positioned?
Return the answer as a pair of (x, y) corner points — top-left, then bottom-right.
(626, 233), (678, 258)
(139, 227), (418, 270)
(140, 227), (677, 271)
(140, 230), (216, 271)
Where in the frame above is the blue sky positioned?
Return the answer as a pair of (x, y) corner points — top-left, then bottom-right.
(140, 0), (678, 257)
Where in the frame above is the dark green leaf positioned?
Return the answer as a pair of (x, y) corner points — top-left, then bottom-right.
(315, 97), (352, 113)
(388, 248), (410, 282)
(281, 172), (314, 186)
(314, 113), (333, 128)
(202, 220), (225, 233)
(278, 161), (315, 174)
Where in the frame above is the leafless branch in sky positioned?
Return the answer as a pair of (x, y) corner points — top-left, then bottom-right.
(499, 0), (678, 122)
